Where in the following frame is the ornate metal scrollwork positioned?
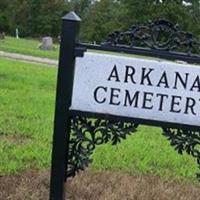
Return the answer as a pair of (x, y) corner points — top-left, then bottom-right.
(66, 19), (200, 181)
(66, 116), (138, 178)
(103, 19), (200, 54)
(162, 127), (200, 179)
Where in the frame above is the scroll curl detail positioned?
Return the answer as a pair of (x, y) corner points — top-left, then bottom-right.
(103, 19), (200, 55)
(163, 127), (200, 179)
(67, 116), (138, 178)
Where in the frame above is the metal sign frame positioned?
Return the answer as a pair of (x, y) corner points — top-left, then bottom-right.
(49, 12), (200, 200)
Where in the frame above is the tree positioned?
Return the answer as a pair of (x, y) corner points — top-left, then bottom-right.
(0, 0), (9, 32)
(0, 0), (199, 41)
(8, 0), (30, 36)
(3, 0), (71, 37)
(80, 0), (123, 43)
(27, 0), (69, 37)
(119, 0), (200, 39)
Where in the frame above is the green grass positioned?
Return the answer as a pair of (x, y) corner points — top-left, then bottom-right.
(0, 58), (56, 173)
(0, 58), (199, 183)
(0, 36), (59, 59)
(92, 127), (198, 181)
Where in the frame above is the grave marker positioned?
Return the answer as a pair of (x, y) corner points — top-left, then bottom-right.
(40, 36), (53, 50)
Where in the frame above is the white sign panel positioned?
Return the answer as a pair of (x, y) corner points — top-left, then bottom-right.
(70, 52), (200, 127)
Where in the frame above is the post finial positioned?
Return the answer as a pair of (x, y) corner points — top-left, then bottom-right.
(62, 11), (81, 21)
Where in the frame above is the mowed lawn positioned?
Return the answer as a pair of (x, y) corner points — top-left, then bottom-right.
(0, 36), (59, 59)
(0, 58), (199, 184)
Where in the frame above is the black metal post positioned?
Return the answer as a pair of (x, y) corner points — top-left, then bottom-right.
(49, 12), (81, 200)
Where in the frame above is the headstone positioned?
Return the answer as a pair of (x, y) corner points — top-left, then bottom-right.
(0, 32), (5, 40)
(40, 36), (53, 50)
(16, 28), (19, 39)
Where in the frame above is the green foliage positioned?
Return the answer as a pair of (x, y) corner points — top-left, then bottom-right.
(120, 0), (200, 40)
(80, 0), (124, 43)
(26, 0), (66, 37)
(0, 0), (9, 32)
(0, 0), (199, 42)
(0, 0), (70, 37)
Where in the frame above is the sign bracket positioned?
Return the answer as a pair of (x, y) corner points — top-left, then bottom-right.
(75, 45), (87, 57)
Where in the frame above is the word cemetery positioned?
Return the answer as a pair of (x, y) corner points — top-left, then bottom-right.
(50, 12), (200, 200)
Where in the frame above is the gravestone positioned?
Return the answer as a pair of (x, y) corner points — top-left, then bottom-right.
(16, 28), (19, 39)
(40, 36), (53, 50)
(0, 32), (5, 40)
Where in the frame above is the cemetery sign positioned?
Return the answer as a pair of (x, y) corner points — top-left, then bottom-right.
(49, 12), (200, 200)
(71, 52), (200, 127)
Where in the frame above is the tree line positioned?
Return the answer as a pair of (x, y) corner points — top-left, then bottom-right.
(0, 0), (199, 43)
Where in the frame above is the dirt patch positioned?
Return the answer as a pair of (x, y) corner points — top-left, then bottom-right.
(0, 73), (7, 80)
(0, 170), (49, 200)
(0, 132), (31, 144)
(1, 170), (200, 200)
(0, 51), (57, 66)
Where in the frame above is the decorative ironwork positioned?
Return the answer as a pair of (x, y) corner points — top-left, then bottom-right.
(64, 19), (200, 182)
(163, 127), (200, 179)
(103, 19), (200, 55)
(66, 116), (138, 178)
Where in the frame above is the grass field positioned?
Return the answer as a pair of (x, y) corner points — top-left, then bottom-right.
(0, 36), (59, 59)
(0, 58), (56, 174)
(0, 58), (199, 184)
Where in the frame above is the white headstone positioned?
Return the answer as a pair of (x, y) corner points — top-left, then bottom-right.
(16, 28), (19, 39)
